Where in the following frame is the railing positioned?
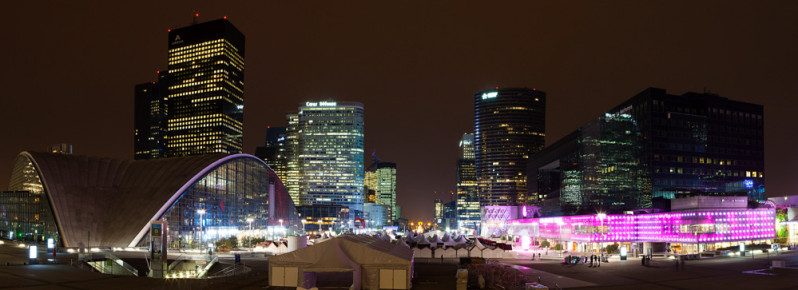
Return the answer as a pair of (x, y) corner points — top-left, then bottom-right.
(196, 256), (218, 278)
(168, 254), (209, 271)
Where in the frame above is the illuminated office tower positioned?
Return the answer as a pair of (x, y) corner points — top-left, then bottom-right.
(255, 126), (288, 180)
(298, 101), (365, 213)
(285, 113), (301, 204)
(165, 17), (245, 157)
(456, 133), (480, 229)
(369, 162), (398, 221)
(474, 88), (546, 206)
(134, 71), (168, 159)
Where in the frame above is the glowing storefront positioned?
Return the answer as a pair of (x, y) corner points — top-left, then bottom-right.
(0, 152), (302, 248)
(507, 209), (776, 254)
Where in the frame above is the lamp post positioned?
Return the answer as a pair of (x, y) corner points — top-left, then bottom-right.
(197, 209), (206, 251)
(247, 218), (254, 250)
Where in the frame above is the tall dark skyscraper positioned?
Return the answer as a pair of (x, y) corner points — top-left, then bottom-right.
(255, 126), (288, 180)
(165, 17), (245, 157)
(530, 87), (765, 216)
(134, 71), (168, 159)
(474, 88), (546, 206)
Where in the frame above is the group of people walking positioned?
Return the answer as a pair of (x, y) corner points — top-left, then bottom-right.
(561, 254), (605, 266)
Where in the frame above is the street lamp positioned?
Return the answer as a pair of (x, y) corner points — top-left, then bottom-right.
(197, 209), (206, 250)
(247, 218), (254, 250)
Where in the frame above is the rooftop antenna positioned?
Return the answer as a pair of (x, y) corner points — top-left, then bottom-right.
(192, 11), (199, 25)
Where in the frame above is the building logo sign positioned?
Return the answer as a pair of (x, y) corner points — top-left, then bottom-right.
(481, 92), (498, 100)
(171, 35), (184, 45)
(305, 101), (337, 107)
(605, 105), (633, 121)
(744, 179), (754, 189)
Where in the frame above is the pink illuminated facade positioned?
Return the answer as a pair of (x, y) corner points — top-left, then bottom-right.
(507, 209), (776, 244)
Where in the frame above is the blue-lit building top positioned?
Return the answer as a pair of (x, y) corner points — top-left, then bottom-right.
(530, 88), (764, 216)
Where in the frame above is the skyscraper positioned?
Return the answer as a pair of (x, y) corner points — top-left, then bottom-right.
(474, 88), (546, 206)
(456, 133), (480, 230)
(285, 113), (301, 205)
(530, 87), (765, 216)
(165, 17), (245, 157)
(367, 161), (398, 221)
(134, 71), (168, 159)
(255, 126), (288, 181)
(297, 101), (365, 213)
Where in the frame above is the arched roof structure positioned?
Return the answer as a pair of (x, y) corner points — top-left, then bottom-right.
(8, 152), (299, 248)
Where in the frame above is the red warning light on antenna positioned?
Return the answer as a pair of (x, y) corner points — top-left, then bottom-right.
(224, 16), (228, 19)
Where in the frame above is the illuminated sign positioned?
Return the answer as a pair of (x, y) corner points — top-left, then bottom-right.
(29, 245), (37, 259)
(481, 92), (498, 100)
(305, 101), (338, 107)
(277, 137), (286, 142)
(171, 35), (184, 45)
(47, 238), (54, 249)
(744, 179), (754, 189)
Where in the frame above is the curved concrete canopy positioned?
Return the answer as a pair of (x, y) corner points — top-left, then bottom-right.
(9, 152), (294, 248)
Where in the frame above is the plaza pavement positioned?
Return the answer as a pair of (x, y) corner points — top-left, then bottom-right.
(3, 238), (798, 289)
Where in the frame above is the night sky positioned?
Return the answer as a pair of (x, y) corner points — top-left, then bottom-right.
(1, 1), (797, 222)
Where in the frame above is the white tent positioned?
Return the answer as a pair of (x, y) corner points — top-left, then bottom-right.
(416, 234), (431, 246)
(397, 238), (410, 248)
(413, 247), (433, 258)
(269, 235), (413, 289)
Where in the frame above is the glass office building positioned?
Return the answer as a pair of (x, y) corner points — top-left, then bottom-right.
(166, 19), (245, 157)
(474, 88), (546, 206)
(366, 162), (398, 222)
(530, 88), (764, 216)
(134, 72), (168, 160)
(297, 101), (365, 213)
(456, 133), (480, 230)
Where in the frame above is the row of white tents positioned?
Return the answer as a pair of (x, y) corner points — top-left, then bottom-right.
(269, 234), (413, 290)
(373, 230), (517, 259)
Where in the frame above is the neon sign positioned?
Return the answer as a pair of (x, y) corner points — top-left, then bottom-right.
(305, 101), (338, 107)
(481, 92), (498, 100)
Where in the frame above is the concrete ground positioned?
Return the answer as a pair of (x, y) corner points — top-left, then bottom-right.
(3, 239), (798, 289)
(504, 250), (798, 289)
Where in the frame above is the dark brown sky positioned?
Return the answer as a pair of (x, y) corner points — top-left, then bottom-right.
(1, 1), (797, 222)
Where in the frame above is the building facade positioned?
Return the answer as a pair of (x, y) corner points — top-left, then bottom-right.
(285, 113), (301, 205)
(456, 133), (480, 230)
(255, 126), (288, 181)
(134, 72), (168, 159)
(366, 161), (398, 222)
(530, 88), (765, 216)
(297, 101), (365, 213)
(165, 18), (245, 157)
(474, 88), (546, 207)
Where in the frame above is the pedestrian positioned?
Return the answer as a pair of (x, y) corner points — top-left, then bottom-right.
(680, 257), (685, 271)
(538, 253), (541, 260)
(642, 256), (646, 266)
(590, 255), (593, 267)
(674, 258), (679, 272)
